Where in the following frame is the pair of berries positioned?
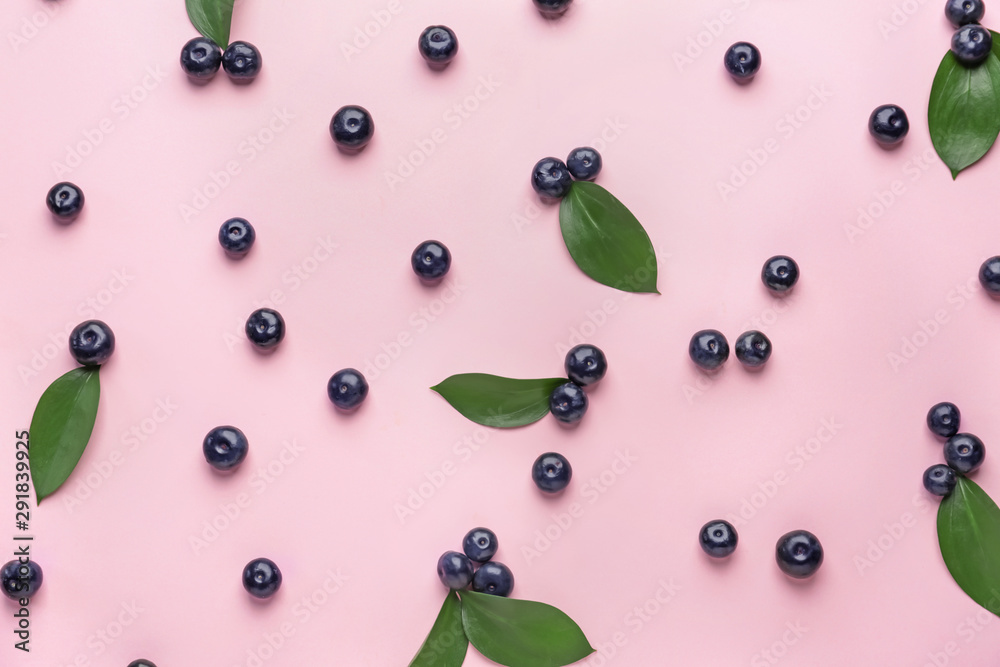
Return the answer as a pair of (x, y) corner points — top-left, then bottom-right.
(181, 37), (262, 82)
(923, 402), (986, 496)
(437, 528), (514, 597)
(531, 147), (603, 200)
(549, 344), (608, 425)
(689, 330), (772, 371)
(699, 521), (824, 579)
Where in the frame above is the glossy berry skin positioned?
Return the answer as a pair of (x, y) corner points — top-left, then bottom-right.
(418, 26), (458, 67)
(868, 105), (909, 147)
(472, 561), (515, 597)
(979, 256), (1000, 294)
(531, 158), (573, 199)
(724, 42), (761, 81)
(952, 25), (993, 66)
(327, 369), (369, 411)
(127, 661), (157, 667)
(69, 320), (115, 366)
(222, 41), (262, 81)
(761, 255), (799, 294)
(532, 452), (572, 493)
(775, 530), (824, 579)
(566, 147), (602, 181)
(180, 36), (222, 80)
(463, 527), (498, 563)
(944, 433), (986, 474)
(1, 559), (43, 600)
(927, 402), (961, 438)
(699, 520), (738, 558)
(203, 426), (249, 472)
(219, 217), (255, 258)
(549, 382), (588, 424)
(734, 330), (771, 369)
(411, 240), (451, 283)
(689, 330), (729, 371)
(946, 0), (986, 26)
(437, 551), (474, 590)
(245, 308), (285, 351)
(330, 105), (375, 153)
(533, 0), (572, 16)
(46, 182), (85, 222)
(924, 464), (958, 497)
(565, 344), (607, 386)
(243, 558), (282, 598)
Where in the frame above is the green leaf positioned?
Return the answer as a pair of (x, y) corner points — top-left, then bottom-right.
(430, 374), (567, 428)
(937, 476), (1000, 616)
(29, 367), (101, 505)
(409, 592), (468, 667)
(558, 181), (659, 294)
(185, 0), (235, 49)
(460, 591), (594, 667)
(928, 32), (1000, 179)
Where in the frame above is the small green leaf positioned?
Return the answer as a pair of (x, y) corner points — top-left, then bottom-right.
(430, 374), (566, 428)
(937, 476), (1000, 616)
(928, 33), (1000, 179)
(460, 591), (594, 667)
(558, 181), (659, 294)
(185, 0), (235, 49)
(29, 367), (101, 504)
(409, 592), (468, 667)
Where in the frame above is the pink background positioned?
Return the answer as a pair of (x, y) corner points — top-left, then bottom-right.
(3, 0), (1000, 664)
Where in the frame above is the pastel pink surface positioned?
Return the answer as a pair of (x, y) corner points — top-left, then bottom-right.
(3, 0), (1000, 664)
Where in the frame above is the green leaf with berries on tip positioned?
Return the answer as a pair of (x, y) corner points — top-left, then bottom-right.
(459, 590), (595, 667)
(29, 367), (101, 505)
(409, 592), (468, 667)
(558, 181), (659, 294)
(928, 31), (1000, 178)
(430, 374), (567, 428)
(185, 0), (235, 49)
(937, 476), (1000, 616)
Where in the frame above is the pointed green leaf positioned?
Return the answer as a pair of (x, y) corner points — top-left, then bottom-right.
(558, 181), (659, 293)
(29, 367), (101, 504)
(460, 591), (594, 667)
(409, 592), (468, 667)
(185, 0), (235, 49)
(430, 374), (566, 428)
(937, 476), (1000, 616)
(928, 33), (1000, 179)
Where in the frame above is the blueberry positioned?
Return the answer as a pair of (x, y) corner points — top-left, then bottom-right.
(46, 182), (84, 222)
(944, 433), (985, 474)
(951, 25), (993, 66)
(689, 329), (729, 371)
(734, 330), (771, 369)
(927, 402), (961, 438)
(1, 559), (43, 600)
(418, 25), (458, 67)
(531, 157), (573, 199)
(761, 255), (799, 294)
(243, 558), (282, 598)
(437, 551), (474, 589)
(532, 452), (572, 493)
(472, 561), (515, 597)
(180, 36), (222, 81)
(222, 41), (262, 81)
(979, 256), (1000, 295)
(775, 530), (824, 579)
(549, 382), (588, 424)
(330, 105), (375, 153)
(699, 520), (738, 558)
(566, 147), (602, 181)
(69, 320), (115, 366)
(724, 42), (761, 81)
(327, 368), (369, 411)
(924, 464), (958, 496)
(463, 527), (498, 563)
(945, 0), (986, 26)
(127, 661), (157, 667)
(219, 217), (255, 258)
(245, 308), (285, 351)
(533, 0), (572, 16)
(411, 240), (451, 283)
(202, 426), (249, 471)
(868, 105), (909, 147)
(564, 344), (607, 386)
